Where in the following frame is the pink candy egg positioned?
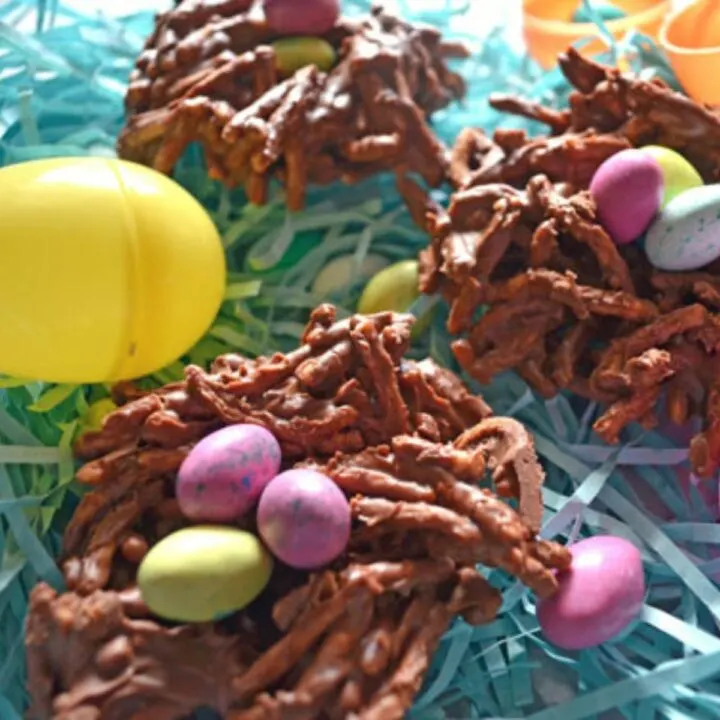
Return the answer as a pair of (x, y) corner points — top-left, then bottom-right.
(263, 0), (340, 35)
(176, 424), (281, 523)
(590, 149), (664, 245)
(257, 469), (351, 569)
(537, 535), (645, 650)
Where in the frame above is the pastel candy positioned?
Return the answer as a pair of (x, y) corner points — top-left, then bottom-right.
(263, 0), (340, 35)
(138, 526), (273, 623)
(271, 37), (337, 77)
(312, 253), (389, 296)
(641, 146), (703, 207)
(358, 260), (420, 314)
(257, 468), (351, 569)
(82, 398), (117, 432)
(177, 424), (281, 523)
(645, 184), (720, 271)
(537, 535), (645, 650)
(589, 149), (664, 245)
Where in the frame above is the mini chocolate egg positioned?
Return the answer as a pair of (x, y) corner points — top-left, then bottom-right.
(312, 253), (389, 296)
(644, 184), (720, 271)
(82, 398), (117, 433)
(177, 424), (281, 523)
(641, 146), (704, 207)
(589, 149), (664, 245)
(138, 526), (273, 623)
(358, 260), (419, 315)
(257, 468), (350, 569)
(264, 0), (340, 35)
(537, 535), (645, 650)
(272, 37), (337, 77)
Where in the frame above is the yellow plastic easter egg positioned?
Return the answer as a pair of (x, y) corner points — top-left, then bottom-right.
(641, 145), (704, 207)
(0, 158), (225, 383)
(358, 260), (420, 315)
(138, 526), (273, 623)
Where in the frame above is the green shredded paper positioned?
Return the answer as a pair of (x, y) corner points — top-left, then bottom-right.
(0, 1), (717, 718)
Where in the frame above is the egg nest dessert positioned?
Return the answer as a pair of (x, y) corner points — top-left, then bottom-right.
(25, 305), (569, 720)
(413, 48), (720, 479)
(116, 0), (468, 211)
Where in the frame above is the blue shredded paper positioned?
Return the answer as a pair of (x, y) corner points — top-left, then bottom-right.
(1, 1), (719, 719)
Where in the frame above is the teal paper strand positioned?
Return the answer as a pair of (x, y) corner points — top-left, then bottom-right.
(527, 653), (720, 720)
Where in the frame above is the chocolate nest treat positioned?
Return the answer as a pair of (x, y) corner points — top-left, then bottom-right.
(415, 47), (720, 478)
(117, 0), (468, 210)
(26, 305), (569, 720)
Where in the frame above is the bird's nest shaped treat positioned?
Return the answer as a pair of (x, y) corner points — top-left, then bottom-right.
(117, 0), (468, 210)
(26, 305), (569, 720)
(415, 48), (720, 479)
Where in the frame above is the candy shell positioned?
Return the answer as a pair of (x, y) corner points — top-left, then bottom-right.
(312, 253), (389, 296)
(257, 469), (350, 569)
(358, 260), (419, 315)
(271, 37), (337, 78)
(177, 424), (281, 523)
(589, 149), (664, 245)
(537, 535), (645, 650)
(82, 398), (117, 432)
(641, 145), (703, 207)
(644, 184), (720, 271)
(264, 0), (340, 36)
(138, 526), (273, 623)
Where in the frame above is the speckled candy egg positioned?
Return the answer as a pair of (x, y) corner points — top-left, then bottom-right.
(358, 260), (420, 314)
(81, 398), (117, 434)
(641, 146), (703, 208)
(645, 184), (720, 271)
(312, 253), (389, 296)
(257, 468), (351, 569)
(537, 535), (645, 650)
(177, 424), (281, 523)
(272, 37), (337, 77)
(589, 149), (664, 245)
(138, 526), (273, 623)
(263, 0), (340, 35)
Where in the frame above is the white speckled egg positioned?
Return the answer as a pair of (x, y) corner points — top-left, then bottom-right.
(645, 185), (720, 271)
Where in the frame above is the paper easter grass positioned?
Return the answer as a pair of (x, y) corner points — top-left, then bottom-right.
(1, 1), (719, 718)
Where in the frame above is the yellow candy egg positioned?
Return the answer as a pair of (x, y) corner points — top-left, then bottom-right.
(358, 259), (420, 315)
(0, 158), (225, 383)
(641, 146), (704, 207)
(271, 37), (337, 77)
(312, 253), (389, 296)
(138, 526), (273, 623)
(82, 398), (118, 432)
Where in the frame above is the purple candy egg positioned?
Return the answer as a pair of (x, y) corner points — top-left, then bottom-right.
(263, 0), (340, 35)
(176, 424), (281, 523)
(257, 469), (350, 569)
(590, 149), (664, 245)
(537, 535), (645, 650)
